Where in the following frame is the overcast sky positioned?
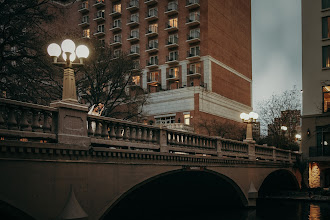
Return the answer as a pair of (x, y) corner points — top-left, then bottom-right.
(251, 0), (302, 108)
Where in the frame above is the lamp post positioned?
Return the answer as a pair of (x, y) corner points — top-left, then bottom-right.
(47, 39), (89, 102)
(240, 112), (258, 143)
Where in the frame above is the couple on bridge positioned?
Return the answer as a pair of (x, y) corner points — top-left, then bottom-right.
(88, 102), (108, 117)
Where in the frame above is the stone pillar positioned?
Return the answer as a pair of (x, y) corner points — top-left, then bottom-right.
(50, 101), (90, 147)
(247, 181), (258, 207)
(216, 138), (222, 157)
(159, 128), (169, 153)
(248, 142), (256, 160)
(62, 68), (77, 102)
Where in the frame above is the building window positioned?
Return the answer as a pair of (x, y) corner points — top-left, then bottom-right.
(130, 13), (139, 22)
(130, 44), (139, 53)
(189, 46), (200, 57)
(97, 24), (105, 33)
(323, 46), (330, 68)
(148, 23), (158, 33)
(323, 86), (330, 112)
(131, 29), (139, 38)
(148, 7), (158, 17)
(113, 19), (121, 28)
(148, 39), (158, 49)
(189, 62), (201, 74)
(189, 11), (200, 22)
(168, 67), (179, 78)
(323, 0), (330, 9)
(114, 49), (121, 58)
(133, 60), (140, 69)
(83, 29), (90, 38)
(168, 34), (178, 44)
(148, 71), (159, 82)
(168, 1), (178, 11)
(114, 34), (121, 42)
(81, 1), (89, 9)
(113, 3), (122, 13)
(148, 55), (158, 65)
(184, 114), (190, 125)
(96, 10), (105, 19)
(155, 116), (176, 125)
(132, 76), (140, 86)
(190, 28), (200, 38)
(323, 17), (330, 39)
(168, 18), (178, 28)
(169, 51), (178, 60)
(82, 15), (89, 23)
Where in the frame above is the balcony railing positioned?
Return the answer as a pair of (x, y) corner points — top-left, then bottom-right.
(109, 9), (122, 16)
(127, 17), (139, 26)
(165, 3), (178, 16)
(110, 22), (122, 31)
(166, 54), (179, 64)
(145, 9), (158, 22)
(145, 42), (158, 53)
(93, 0), (105, 8)
(165, 37), (179, 48)
(144, 0), (158, 6)
(0, 98), (300, 163)
(145, 26), (158, 37)
(79, 2), (89, 13)
(128, 47), (140, 57)
(94, 28), (105, 36)
(187, 50), (200, 60)
(127, 0), (139, 11)
(127, 33), (139, 42)
(78, 18), (90, 27)
(165, 21), (178, 31)
(93, 12), (105, 22)
(186, 14), (200, 26)
(109, 38), (122, 46)
(187, 67), (201, 76)
(146, 59), (158, 68)
(187, 32), (200, 43)
(186, 0), (200, 10)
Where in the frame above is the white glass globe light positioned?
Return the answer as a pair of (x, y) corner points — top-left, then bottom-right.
(47, 43), (61, 57)
(76, 45), (89, 58)
(61, 39), (76, 53)
(281, 126), (288, 131)
(240, 113), (246, 120)
(249, 112), (255, 119)
(295, 134), (301, 139)
(62, 52), (76, 62)
(254, 113), (259, 120)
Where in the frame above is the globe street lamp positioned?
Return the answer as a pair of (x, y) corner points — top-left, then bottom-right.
(47, 39), (89, 102)
(240, 112), (258, 143)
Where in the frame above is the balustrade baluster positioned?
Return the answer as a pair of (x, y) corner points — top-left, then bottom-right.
(141, 127), (147, 142)
(94, 121), (102, 137)
(101, 121), (108, 138)
(130, 126), (136, 141)
(31, 110), (42, 132)
(116, 123), (123, 140)
(146, 128), (151, 143)
(152, 129), (158, 143)
(8, 106), (18, 130)
(0, 104), (6, 129)
(42, 111), (51, 133)
(136, 127), (142, 142)
(123, 125), (129, 140)
(20, 108), (31, 131)
(109, 122), (116, 139)
(87, 118), (93, 136)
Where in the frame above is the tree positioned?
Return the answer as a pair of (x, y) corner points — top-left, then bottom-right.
(76, 40), (147, 121)
(0, 0), (63, 104)
(256, 87), (301, 150)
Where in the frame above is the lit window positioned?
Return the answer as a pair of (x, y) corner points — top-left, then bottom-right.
(323, 86), (330, 113)
(148, 23), (158, 33)
(168, 18), (178, 28)
(322, 46), (330, 68)
(323, 0), (330, 9)
(322, 17), (330, 39)
(113, 3), (121, 13)
(83, 29), (90, 38)
(148, 71), (159, 82)
(184, 114), (190, 125)
(132, 76), (140, 86)
(169, 67), (179, 78)
(189, 62), (201, 74)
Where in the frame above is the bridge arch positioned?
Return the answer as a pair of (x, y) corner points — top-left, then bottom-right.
(99, 168), (248, 220)
(258, 169), (300, 197)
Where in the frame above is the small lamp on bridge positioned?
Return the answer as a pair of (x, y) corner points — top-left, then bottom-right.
(240, 112), (258, 143)
(47, 39), (89, 102)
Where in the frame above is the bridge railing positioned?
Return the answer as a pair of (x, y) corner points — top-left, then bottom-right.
(0, 98), (58, 142)
(0, 98), (300, 163)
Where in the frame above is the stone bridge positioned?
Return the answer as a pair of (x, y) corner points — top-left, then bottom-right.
(0, 98), (301, 220)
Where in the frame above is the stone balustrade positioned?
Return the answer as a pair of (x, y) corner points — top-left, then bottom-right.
(0, 98), (58, 142)
(0, 98), (300, 163)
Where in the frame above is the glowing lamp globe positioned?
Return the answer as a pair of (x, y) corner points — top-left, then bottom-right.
(254, 113), (259, 120)
(47, 43), (61, 57)
(62, 52), (76, 62)
(76, 45), (89, 58)
(61, 39), (76, 54)
(295, 134), (301, 139)
(240, 113), (246, 120)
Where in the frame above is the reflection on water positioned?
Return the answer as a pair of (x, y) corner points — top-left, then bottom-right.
(309, 204), (321, 220)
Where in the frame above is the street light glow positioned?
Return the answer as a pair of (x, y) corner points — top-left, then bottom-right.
(62, 52), (76, 62)
(61, 39), (76, 54)
(281, 126), (288, 131)
(47, 43), (61, 57)
(295, 134), (301, 139)
(76, 45), (89, 58)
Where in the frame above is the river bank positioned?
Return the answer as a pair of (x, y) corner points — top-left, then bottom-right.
(262, 189), (330, 202)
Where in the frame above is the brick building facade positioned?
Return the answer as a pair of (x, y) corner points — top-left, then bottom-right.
(56, 0), (252, 134)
